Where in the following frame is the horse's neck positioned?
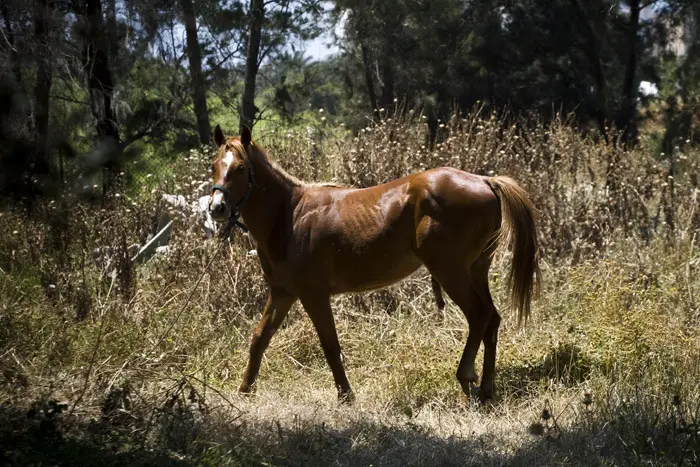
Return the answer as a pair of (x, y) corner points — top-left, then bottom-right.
(241, 148), (299, 248)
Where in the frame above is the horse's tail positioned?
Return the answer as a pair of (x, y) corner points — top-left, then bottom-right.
(487, 176), (541, 324)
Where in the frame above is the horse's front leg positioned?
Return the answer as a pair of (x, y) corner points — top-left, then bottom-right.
(239, 287), (297, 394)
(300, 294), (354, 403)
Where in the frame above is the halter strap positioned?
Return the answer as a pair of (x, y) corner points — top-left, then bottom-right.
(211, 184), (232, 200)
(212, 182), (250, 236)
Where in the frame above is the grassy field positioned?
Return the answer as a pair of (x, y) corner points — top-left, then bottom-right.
(1, 111), (699, 466)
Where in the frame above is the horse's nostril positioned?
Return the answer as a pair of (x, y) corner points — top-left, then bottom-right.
(211, 202), (226, 214)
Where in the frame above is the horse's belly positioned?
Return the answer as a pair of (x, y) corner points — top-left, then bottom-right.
(329, 247), (423, 293)
(302, 187), (422, 293)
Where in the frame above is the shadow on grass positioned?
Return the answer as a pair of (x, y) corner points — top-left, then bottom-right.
(497, 341), (597, 399)
(1, 395), (695, 466)
(231, 414), (694, 467)
(0, 401), (189, 467)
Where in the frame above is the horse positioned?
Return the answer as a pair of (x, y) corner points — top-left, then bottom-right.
(208, 124), (540, 402)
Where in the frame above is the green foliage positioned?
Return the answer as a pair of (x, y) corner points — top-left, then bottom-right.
(329, 0), (699, 144)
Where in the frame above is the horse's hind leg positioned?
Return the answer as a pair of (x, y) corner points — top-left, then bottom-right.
(431, 276), (446, 313)
(431, 263), (495, 397)
(470, 256), (500, 400)
(239, 288), (297, 394)
(480, 312), (501, 399)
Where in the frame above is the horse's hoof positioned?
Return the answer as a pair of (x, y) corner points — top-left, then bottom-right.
(338, 389), (355, 404)
(469, 385), (481, 399)
(479, 387), (494, 401)
(477, 377), (494, 398)
(238, 383), (254, 395)
(470, 385), (495, 405)
(458, 371), (479, 395)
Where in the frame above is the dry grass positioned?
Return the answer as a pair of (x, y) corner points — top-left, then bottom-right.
(1, 110), (699, 466)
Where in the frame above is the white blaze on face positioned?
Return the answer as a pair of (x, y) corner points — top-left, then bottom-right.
(211, 190), (225, 207)
(223, 150), (235, 168)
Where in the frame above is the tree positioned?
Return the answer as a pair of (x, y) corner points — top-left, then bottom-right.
(76, 0), (122, 195)
(180, 0), (211, 145)
(77, 0), (120, 142)
(240, 0), (324, 130)
(334, 0), (408, 118)
(330, 0), (673, 144)
(240, 0), (264, 131)
(619, 0), (642, 144)
(32, 0), (53, 175)
(1, 0), (23, 89)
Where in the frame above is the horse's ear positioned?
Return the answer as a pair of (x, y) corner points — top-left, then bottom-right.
(213, 124), (225, 147)
(240, 124), (252, 148)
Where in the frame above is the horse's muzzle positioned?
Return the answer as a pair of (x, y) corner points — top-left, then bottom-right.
(209, 192), (228, 222)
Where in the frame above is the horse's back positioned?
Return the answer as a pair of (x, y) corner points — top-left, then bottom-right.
(285, 168), (501, 293)
(295, 167), (500, 249)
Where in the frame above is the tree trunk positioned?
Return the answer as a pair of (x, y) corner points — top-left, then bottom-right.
(181, 0), (211, 145)
(569, 0), (609, 143)
(32, 0), (53, 175)
(79, 0), (120, 195)
(360, 41), (379, 119)
(105, 0), (118, 66)
(379, 55), (394, 115)
(240, 0), (264, 132)
(1, 0), (22, 88)
(82, 0), (119, 144)
(619, 0), (641, 145)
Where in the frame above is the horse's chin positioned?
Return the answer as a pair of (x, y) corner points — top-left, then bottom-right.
(210, 213), (229, 224)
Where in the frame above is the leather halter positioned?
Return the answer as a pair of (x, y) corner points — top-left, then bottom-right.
(211, 149), (259, 238)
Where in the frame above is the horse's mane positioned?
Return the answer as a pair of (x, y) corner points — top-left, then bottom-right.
(238, 138), (346, 188)
(307, 181), (347, 188)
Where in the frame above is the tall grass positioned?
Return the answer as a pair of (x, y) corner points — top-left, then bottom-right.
(1, 109), (699, 465)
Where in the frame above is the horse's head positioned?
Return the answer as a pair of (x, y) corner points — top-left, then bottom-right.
(209, 124), (253, 223)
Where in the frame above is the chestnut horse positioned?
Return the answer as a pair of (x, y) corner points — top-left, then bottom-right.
(209, 124), (540, 402)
